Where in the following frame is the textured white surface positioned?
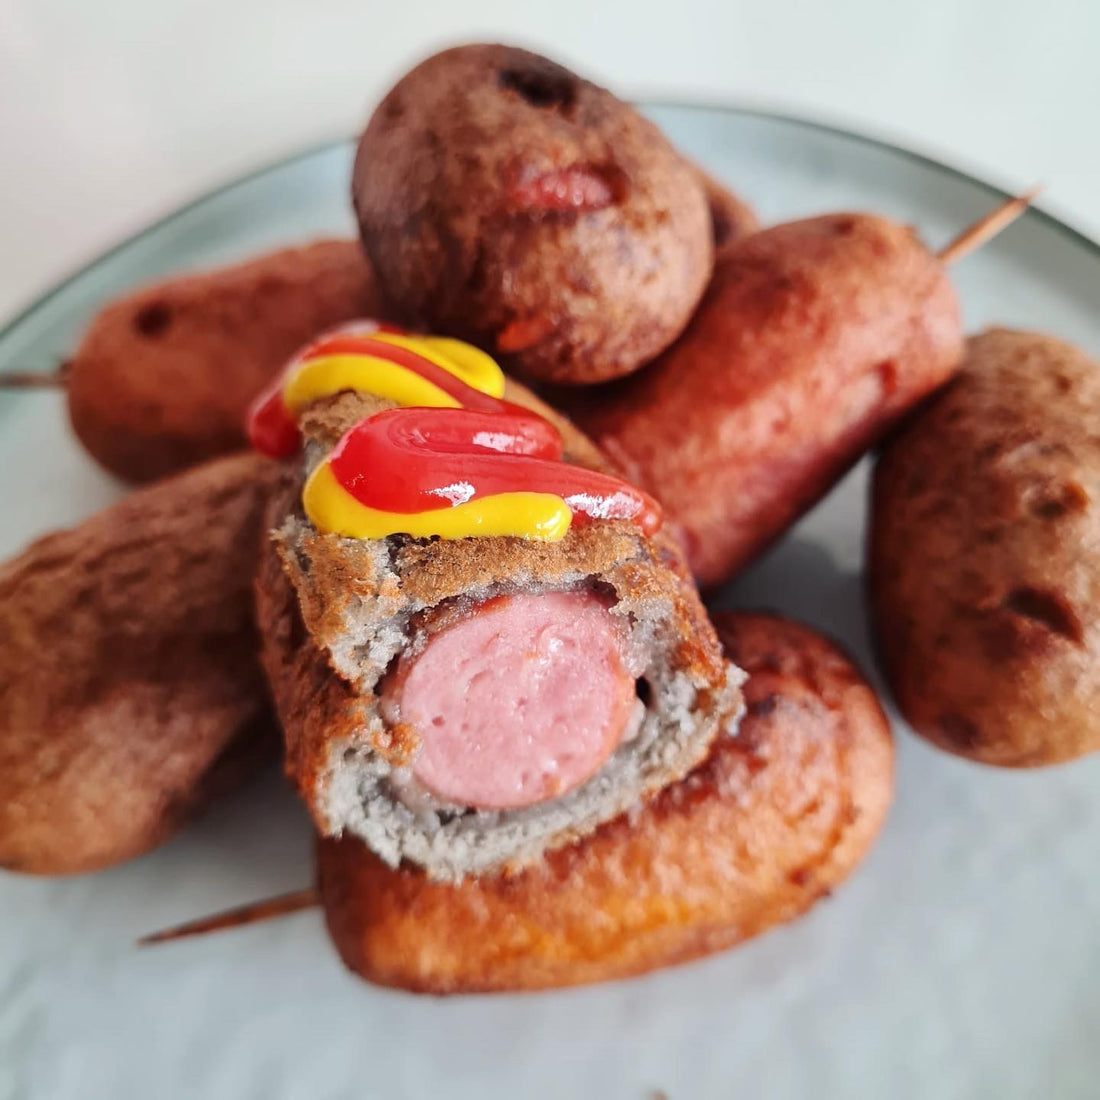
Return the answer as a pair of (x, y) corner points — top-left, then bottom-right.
(1, 107), (1098, 1100)
(1, 0), (1099, 326)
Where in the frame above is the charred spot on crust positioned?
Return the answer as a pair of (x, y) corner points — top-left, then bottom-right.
(876, 359), (899, 397)
(381, 95), (405, 123)
(498, 60), (577, 111)
(747, 693), (781, 719)
(788, 867), (814, 888)
(938, 712), (981, 749)
(1001, 586), (1083, 645)
(1026, 480), (1089, 520)
(133, 301), (173, 338)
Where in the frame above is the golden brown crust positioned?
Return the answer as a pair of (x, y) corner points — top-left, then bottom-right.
(0, 453), (281, 875)
(553, 214), (963, 587)
(352, 44), (714, 385)
(870, 329), (1100, 766)
(255, 473), (370, 794)
(255, 380), (737, 834)
(67, 239), (386, 483)
(318, 612), (894, 993)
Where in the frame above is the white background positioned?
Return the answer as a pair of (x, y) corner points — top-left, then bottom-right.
(1, 0), (1098, 322)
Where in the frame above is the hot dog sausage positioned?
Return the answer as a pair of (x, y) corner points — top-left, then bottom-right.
(554, 214), (963, 587)
(379, 590), (640, 810)
(318, 612), (894, 993)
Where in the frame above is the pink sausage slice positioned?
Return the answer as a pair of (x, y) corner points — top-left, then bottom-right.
(384, 591), (637, 810)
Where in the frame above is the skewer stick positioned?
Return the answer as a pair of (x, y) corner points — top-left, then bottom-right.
(937, 186), (1042, 265)
(137, 887), (319, 946)
(0, 365), (69, 389)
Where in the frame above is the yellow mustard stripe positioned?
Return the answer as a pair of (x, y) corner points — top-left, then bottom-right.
(302, 463), (572, 542)
(373, 333), (505, 397)
(282, 355), (461, 414)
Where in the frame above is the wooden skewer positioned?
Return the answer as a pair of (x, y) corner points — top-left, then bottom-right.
(1, 190), (1042, 395)
(937, 185), (1042, 265)
(0, 364), (69, 389)
(137, 887), (319, 946)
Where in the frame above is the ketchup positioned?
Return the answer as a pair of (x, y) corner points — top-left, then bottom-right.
(304, 407), (662, 542)
(247, 323), (532, 459)
(251, 320), (663, 541)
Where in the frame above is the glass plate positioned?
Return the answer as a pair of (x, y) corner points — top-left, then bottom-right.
(2, 104), (1098, 1100)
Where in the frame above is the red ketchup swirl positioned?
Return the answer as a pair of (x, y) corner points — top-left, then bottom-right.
(311, 407), (663, 538)
(246, 323), (534, 459)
